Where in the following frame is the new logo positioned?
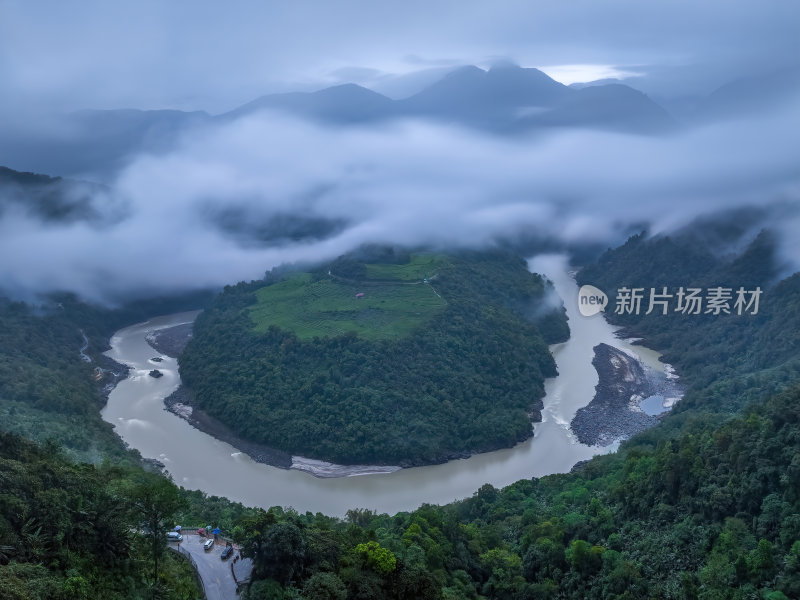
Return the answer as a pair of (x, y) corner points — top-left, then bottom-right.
(578, 285), (608, 316)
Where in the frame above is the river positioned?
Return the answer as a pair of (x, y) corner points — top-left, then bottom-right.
(101, 255), (669, 517)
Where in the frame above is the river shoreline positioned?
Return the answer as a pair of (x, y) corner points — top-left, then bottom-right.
(95, 353), (131, 404)
(163, 385), (294, 469)
(146, 322), (295, 470)
(161, 382), (511, 475)
(99, 262), (680, 515)
(147, 322), (404, 477)
(143, 311), (680, 477)
(145, 322), (194, 358)
(571, 343), (682, 446)
(77, 329), (131, 406)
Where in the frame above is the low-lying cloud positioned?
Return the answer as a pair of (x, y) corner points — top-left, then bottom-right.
(1, 103), (798, 304)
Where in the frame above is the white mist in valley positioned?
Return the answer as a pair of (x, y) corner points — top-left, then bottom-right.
(2, 103), (799, 303)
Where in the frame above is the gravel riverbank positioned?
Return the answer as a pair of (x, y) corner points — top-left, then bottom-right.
(145, 322), (194, 358)
(164, 385), (294, 469)
(145, 318), (676, 476)
(79, 331), (130, 405)
(145, 320), (296, 469)
(571, 343), (682, 446)
(95, 353), (131, 403)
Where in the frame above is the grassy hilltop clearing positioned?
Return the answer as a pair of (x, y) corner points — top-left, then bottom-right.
(248, 254), (448, 340)
(179, 249), (568, 465)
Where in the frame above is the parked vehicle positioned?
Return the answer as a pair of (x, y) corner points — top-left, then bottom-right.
(221, 545), (233, 560)
(203, 538), (214, 551)
(166, 531), (182, 542)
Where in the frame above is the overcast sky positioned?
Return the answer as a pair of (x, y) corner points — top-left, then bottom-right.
(3, 102), (798, 302)
(1, 0), (798, 114)
(0, 1), (798, 303)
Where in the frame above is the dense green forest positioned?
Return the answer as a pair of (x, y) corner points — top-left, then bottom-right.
(2, 231), (799, 599)
(0, 291), (214, 463)
(0, 297), (131, 464)
(0, 431), (202, 599)
(0, 166), (106, 224)
(578, 230), (800, 416)
(178, 249), (568, 465)
(8, 366), (797, 600)
(228, 385), (800, 600)
(220, 232), (799, 599)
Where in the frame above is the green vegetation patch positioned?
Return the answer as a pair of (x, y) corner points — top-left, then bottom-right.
(180, 250), (567, 465)
(249, 271), (446, 340)
(363, 253), (447, 280)
(0, 290), (213, 464)
(0, 432), (203, 600)
(228, 232), (800, 599)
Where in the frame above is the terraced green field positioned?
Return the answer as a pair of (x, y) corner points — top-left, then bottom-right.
(364, 254), (446, 280)
(249, 271), (446, 340)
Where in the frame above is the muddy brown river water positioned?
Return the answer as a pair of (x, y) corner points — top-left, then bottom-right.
(101, 255), (671, 516)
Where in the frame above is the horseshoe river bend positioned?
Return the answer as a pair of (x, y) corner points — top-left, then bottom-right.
(100, 256), (677, 517)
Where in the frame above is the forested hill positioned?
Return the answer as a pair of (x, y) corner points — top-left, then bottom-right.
(577, 229), (800, 417)
(0, 432), (202, 599)
(221, 232), (800, 599)
(0, 165), (108, 224)
(3, 234), (800, 599)
(179, 249), (568, 465)
(0, 291), (215, 463)
(231, 385), (800, 600)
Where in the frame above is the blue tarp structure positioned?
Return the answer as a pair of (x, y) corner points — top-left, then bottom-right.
(211, 527), (221, 535)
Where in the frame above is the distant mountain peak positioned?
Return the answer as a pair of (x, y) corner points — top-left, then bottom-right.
(314, 82), (389, 97)
(400, 63), (570, 119)
(213, 64), (674, 135)
(438, 64), (486, 82)
(487, 58), (520, 71)
(485, 63), (565, 87)
(697, 65), (800, 121)
(485, 61), (552, 81)
(222, 82), (393, 123)
(522, 82), (676, 134)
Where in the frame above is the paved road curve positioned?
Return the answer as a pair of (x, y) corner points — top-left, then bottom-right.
(170, 533), (252, 599)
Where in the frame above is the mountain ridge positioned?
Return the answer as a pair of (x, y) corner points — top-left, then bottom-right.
(221, 64), (672, 134)
(2, 65), (794, 179)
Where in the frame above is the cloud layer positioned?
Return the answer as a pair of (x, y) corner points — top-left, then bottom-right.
(1, 1), (798, 302)
(1, 0), (798, 113)
(1, 102), (798, 303)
